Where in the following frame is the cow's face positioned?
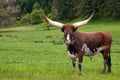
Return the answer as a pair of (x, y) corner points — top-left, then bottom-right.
(61, 25), (77, 45)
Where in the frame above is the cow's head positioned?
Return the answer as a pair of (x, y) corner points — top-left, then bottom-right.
(44, 12), (95, 45)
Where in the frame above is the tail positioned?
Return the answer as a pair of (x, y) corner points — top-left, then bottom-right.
(107, 49), (112, 66)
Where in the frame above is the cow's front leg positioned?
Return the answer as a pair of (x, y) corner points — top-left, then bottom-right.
(72, 59), (76, 72)
(78, 53), (83, 75)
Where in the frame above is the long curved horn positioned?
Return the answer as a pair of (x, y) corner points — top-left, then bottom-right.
(73, 11), (95, 28)
(44, 15), (64, 29)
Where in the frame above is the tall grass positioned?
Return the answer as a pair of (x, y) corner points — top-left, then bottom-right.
(0, 22), (120, 80)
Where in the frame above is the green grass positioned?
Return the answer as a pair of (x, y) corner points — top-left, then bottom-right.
(0, 21), (120, 80)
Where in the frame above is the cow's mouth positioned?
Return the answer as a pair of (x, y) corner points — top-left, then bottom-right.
(65, 40), (72, 45)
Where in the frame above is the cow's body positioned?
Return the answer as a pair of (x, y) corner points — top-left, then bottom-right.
(44, 12), (112, 75)
(67, 31), (112, 59)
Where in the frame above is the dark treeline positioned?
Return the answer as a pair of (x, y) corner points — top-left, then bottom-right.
(16, 0), (52, 15)
(16, 0), (120, 19)
(0, 0), (120, 27)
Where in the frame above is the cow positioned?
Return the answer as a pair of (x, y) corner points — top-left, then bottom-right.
(44, 12), (112, 75)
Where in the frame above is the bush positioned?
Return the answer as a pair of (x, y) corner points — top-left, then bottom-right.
(19, 9), (43, 25)
(30, 9), (43, 24)
(42, 13), (55, 30)
(20, 13), (30, 24)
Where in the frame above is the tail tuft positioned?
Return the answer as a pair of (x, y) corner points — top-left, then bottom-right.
(108, 54), (112, 66)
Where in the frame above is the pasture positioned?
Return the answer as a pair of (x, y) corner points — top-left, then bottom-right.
(0, 21), (120, 80)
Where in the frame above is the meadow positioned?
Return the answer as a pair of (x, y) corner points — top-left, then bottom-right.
(0, 20), (120, 80)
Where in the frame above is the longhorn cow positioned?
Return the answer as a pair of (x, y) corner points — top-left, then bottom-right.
(44, 12), (112, 75)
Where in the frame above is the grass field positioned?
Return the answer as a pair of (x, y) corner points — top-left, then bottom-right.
(0, 21), (120, 80)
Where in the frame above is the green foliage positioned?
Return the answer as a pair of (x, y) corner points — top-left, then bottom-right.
(16, 0), (52, 14)
(32, 2), (40, 10)
(0, 0), (119, 27)
(0, 8), (8, 26)
(103, 0), (120, 18)
(0, 8), (8, 17)
(52, 0), (120, 20)
(42, 21), (48, 28)
(20, 13), (30, 24)
(16, 0), (34, 13)
(42, 13), (54, 30)
(30, 9), (43, 24)
(52, 0), (78, 20)
(20, 9), (43, 25)
(0, 0), (20, 27)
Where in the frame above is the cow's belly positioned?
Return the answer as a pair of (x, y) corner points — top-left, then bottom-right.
(68, 43), (108, 59)
(82, 43), (109, 56)
(84, 51), (95, 56)
(83, 47), (97, 56)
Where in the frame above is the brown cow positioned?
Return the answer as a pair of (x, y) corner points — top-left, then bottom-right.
(44, 12), (112, 75)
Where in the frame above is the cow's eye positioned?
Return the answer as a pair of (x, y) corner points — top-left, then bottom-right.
(64, 30), (67, 33)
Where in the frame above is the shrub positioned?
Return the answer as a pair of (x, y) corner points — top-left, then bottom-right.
(19, 9), (43, 25)
(20, 13), (30, 24)
(42, 13), (55, 30)
(30, 9), (43, 24)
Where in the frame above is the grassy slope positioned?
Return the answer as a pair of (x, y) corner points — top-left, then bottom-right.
(0, 21), (120, 80)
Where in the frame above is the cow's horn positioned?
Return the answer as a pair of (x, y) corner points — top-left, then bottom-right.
(73, 11), (95, 28)
(44, 15), (64, 29)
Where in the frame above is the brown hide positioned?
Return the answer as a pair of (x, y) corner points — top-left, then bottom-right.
(68, 31), (112, 54)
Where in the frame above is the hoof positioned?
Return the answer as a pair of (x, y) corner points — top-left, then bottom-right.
(108, 66), (111, 73)
(79, 72), (82, 75)
(102, 71), (106, 74)
(72, 68), (76, 72)
(108, 70), (111, 73)
(73, 70), (76, 72)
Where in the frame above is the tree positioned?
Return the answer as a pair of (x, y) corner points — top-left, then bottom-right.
(30, 9), (43, 24)
(0, 0), (20, 27)
(16, 0), (52, 14)
(103, 0), (120, 18)
(52, 0), (79, 20)
(16, 0), (34, 13)
(14, 0), (120, 25)
(32, 2), (40, 10)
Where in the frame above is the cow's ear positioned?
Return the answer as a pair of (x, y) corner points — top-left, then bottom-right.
(73, 27), (78, 32)
(61, 27), (64, 32)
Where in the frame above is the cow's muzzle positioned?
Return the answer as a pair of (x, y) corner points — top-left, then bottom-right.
(65, 40), (72, 45)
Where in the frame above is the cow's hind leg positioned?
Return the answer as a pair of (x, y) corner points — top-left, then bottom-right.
(101, 49), (111, 74)
(103, 58), (107, 74)
(72, 59), (76, 72)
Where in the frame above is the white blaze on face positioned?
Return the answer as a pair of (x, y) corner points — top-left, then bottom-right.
(66, 34), (70, 41)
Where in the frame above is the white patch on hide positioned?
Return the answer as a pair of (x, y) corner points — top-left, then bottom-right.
(81, 43), (109, 57)
(96, 45), (109, 53)
(81, 43), (92, 56)
(68, 51), (76, 59)
(79, 62), (82, 65)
